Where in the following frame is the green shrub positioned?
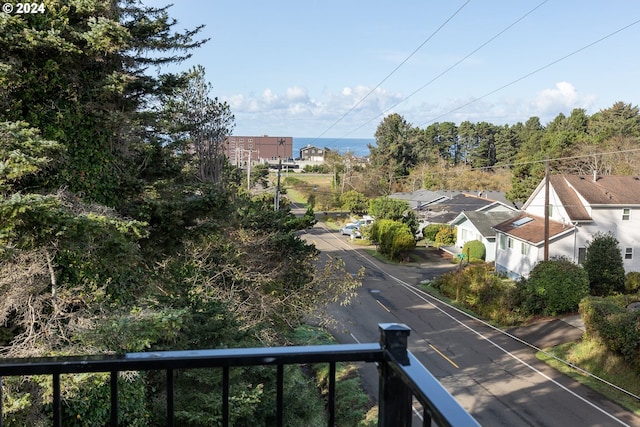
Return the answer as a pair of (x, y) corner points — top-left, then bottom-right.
(422, 224), (443, 241)
(625, 272), (640, 294)
(339, 190), (368, 215)
(462, 240), (486, 260)
(583, 232), (625, 296)
(434, 226), (456, 248)
(2, 372), (148, 427)
(369, 219), (415, 261)
(431, 264), (522, 325)
(521, 259), (589, 316)
(391, 232), (416, 260)
(580, 295), (640, 371)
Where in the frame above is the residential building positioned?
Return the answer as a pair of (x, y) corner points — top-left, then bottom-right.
(450, 210), (519, 262)
(493, 212), (576, 279)
(299, 145), (326, 162)
(493, 174), (640, 279)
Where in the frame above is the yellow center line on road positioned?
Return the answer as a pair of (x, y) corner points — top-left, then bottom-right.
(376, 299), (391, 313)
(429, 343), (460, 369)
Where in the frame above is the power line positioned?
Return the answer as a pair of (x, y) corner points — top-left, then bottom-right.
(344, 0), (549, 138)
(310, 0), (472, 143)
(418, 17), (640, 127)
(356, 146), (640, 186)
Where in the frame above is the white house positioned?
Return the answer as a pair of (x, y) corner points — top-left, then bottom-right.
(493, 213), (576, 279)
(450, 209), (519, 262)
(493, 174), (640, 279)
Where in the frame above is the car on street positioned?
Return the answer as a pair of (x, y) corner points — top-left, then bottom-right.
(340, 224), (361, 238)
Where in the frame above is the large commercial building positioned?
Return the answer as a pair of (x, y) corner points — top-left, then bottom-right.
(224, 135), (293, 166)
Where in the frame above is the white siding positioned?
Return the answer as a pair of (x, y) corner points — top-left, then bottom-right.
(455, 219), (497, 262)
(526, 186), (575, 224)
(494, 231), (576, 279)
(583, 208), (640, 272)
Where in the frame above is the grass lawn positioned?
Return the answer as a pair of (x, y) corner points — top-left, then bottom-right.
(284, 188), (307, 204)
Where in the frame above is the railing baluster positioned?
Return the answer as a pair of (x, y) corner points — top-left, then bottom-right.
(222, 366), (229, 427)
(378, 324), (412, 427)
(110, 371), (118, 427)
(327, 362), (336, 427)
(0, 325), (479, 427)
(52, 373), (61, 427)
(423, 407), (432, 427)
(0, 376), (4, 427)
(167, 369), (174, 427)
(276, 364), (284, 427)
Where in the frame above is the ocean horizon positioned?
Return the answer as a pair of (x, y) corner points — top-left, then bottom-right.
(293, 137), (375, 157)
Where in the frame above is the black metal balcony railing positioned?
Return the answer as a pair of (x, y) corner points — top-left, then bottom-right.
(0, 323), (480, 427)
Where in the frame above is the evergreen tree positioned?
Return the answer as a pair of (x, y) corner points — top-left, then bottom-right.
(0, 1), (207, 204)
(583, 232), (626, 296)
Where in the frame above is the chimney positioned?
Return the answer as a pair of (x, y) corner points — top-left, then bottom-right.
(593, 170), (597, 182)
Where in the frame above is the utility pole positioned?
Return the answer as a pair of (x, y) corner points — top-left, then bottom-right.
(237, 148), (257, 192)
(246, 149), (252, 192)
(275, 157), (282, 210)
(274, 138), (285, 210)
(544, 157), (550, 261)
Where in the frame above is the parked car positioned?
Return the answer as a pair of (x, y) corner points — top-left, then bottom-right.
(340, 224), (362, 238)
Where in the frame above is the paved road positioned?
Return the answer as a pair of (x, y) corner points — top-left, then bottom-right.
(302, 223), (640, 427)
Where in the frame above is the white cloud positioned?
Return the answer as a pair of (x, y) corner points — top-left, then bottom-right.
(286, 86), (309, 102)
(533, 81), (579, 112)
(262, 89), (279, 105)
(223, 84), (403, 136)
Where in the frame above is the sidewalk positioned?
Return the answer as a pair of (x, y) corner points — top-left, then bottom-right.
(506, 314), (585, 349)
(560, 314), (585, 331)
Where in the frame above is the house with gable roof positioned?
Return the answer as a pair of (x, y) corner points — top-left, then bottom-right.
(492, 174), (640, 279)
(450, 209), (519, 262)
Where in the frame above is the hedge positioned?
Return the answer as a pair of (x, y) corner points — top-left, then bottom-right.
(462, 240), (485, 261)
(580, 294), (640, 371)
(521, 259), (589, 316)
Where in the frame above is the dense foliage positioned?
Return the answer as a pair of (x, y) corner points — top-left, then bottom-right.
(520, 259), (590, 316)
(584, 232), (626, 296)
(431, 264), (521, 325)
(580, 295), (640, 372)
(434, 225), (456, 248)
(0, 2), (360, 425)
(366, 104), (640, 199)
(340, 190), (369, 215)
(461, 240), (486, 261)
(368, 219), (416, 261)
(368, 196), (418, 235)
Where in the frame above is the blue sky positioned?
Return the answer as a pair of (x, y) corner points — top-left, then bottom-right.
(146, 0), (640, 138)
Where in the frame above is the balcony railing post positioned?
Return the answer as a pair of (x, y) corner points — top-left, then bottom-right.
(378, 323), (412, 427)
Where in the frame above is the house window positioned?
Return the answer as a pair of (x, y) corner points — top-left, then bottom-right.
(248, 138), (253, 143)
(521, 242), (529, 255)
(625, 247), (633, 260)
(623, 208), (631, 221)
(499, 234), (506, 250)
(548, 204), (553, 217)
(578, 247), (587, 264)
(507, 237), (514, 249)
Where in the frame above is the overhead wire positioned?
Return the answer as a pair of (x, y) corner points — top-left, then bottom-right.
(309, 0), (472, 144)
(339, 146), (640, 188)
(344, 0), (550, 138)
(417, 17), (640, 127)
